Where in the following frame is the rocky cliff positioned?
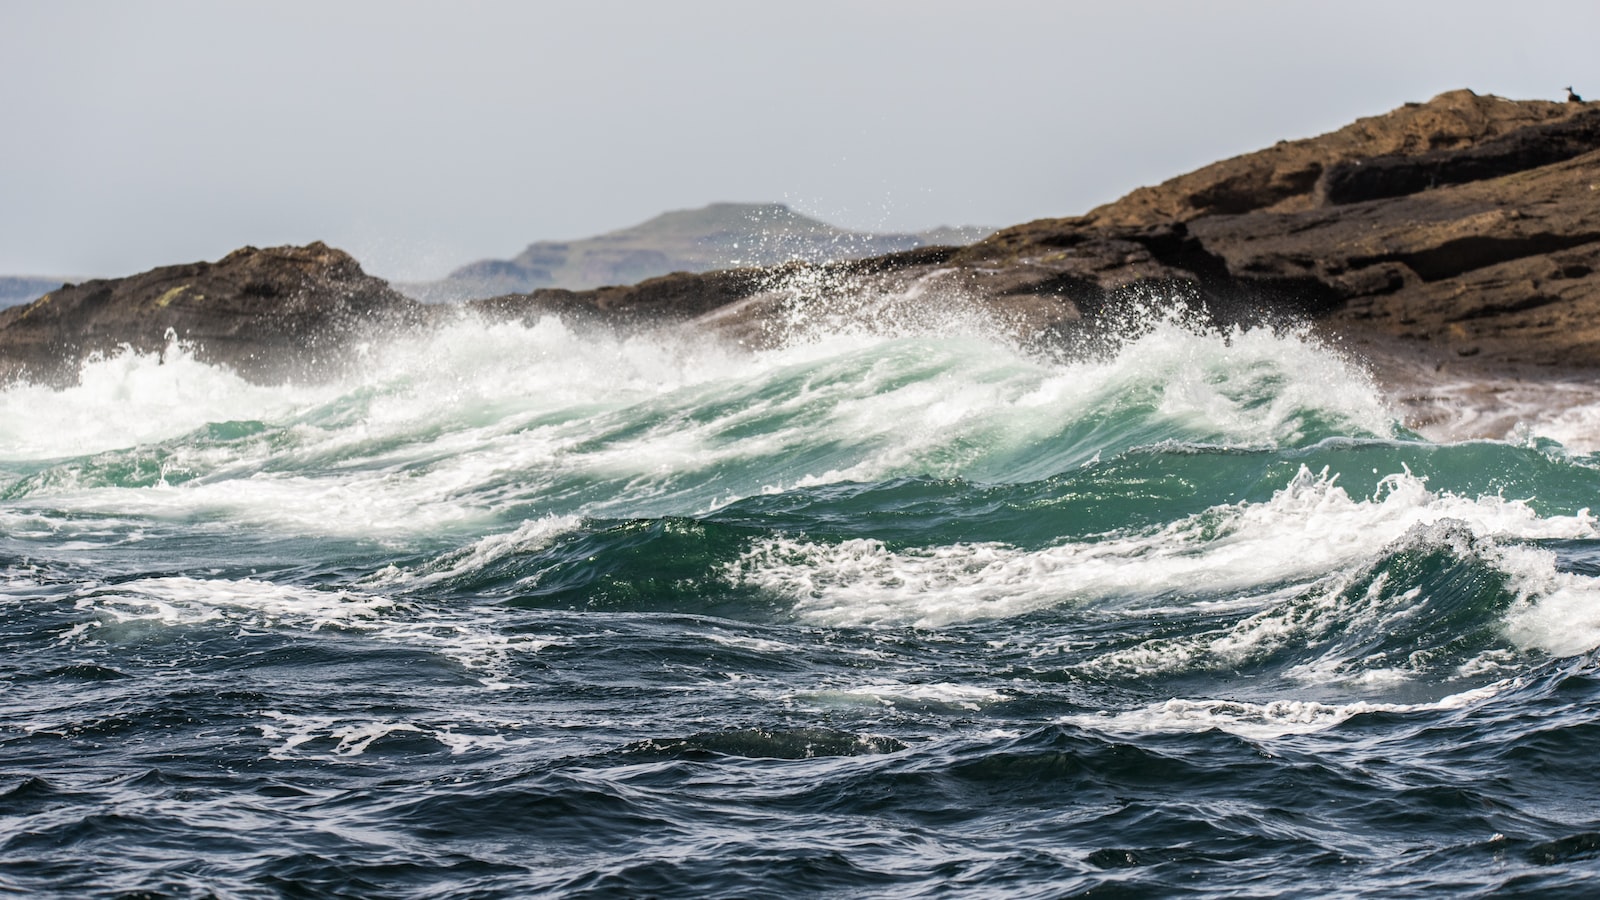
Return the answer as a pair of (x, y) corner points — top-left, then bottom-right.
(482, 90), (1599, 374)
(953, 89), (1600, 372)
(3, 89), (1596, 388)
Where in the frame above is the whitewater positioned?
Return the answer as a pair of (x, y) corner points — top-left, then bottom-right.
(5, 297), (1600, 897)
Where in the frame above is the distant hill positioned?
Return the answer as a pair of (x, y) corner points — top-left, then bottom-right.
(401, 202), (992, 302)
(0, 276), (78, 309)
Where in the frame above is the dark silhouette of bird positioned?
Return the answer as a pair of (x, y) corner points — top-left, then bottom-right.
(1566, 86), (1584, 103)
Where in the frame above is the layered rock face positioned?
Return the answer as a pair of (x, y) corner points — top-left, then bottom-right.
(0, 243), (427, 385)
(482, 89), (1600, 371)
(952, 89), (1600, 370)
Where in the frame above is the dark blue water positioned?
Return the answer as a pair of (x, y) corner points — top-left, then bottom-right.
(4, 313), (1600, 896)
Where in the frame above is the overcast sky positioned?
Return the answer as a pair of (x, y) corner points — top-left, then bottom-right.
(3, 0), (1596, 281)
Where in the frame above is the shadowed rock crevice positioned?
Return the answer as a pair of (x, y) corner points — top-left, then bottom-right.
(1446, 291), (1567, 321)
(1315, 109), (1600, 205)
(1138, 224), (1233, 285)
(1184, 163), (1327, 217)
(1354, 232), (1600, 283)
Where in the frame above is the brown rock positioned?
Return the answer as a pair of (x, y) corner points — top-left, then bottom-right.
(934, 90), (1600, 368)
(0, 242), (428, 386)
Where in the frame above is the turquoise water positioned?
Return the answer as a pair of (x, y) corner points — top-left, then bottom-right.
(4, 304), (1600, 896)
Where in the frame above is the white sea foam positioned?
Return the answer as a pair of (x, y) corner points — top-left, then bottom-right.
(1109, 315), (1394, 445)
(1513, 394), (1600, 455)
(795, 681), (1009, 711)
(737, 466), (1596, 629)
(366, 514), (583, 589)
(1065, 681), (1506, 740)
(1498, 543), (1600, 657)
(68, 575), (555, 687)
(75, 575), (398, 630)
(0, 342), (334, 460)
(1090, 521), (1600, 682)
(1402, 378), (1600, 453)
(702, 631), (808, 655)
(37, 476), (498, 542)
(258, 713), (425, 757)
(256, 709), (546, 758)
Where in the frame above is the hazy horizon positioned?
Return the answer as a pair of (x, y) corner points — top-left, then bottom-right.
(3, 0), (1596, 281)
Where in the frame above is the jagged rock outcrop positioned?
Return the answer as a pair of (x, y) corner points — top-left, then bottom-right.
(956, 90), (1600, 369)
(484, 89), (1600, 373)
(0, 242), (428, 385)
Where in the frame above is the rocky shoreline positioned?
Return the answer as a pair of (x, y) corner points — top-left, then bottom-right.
(3, 89), (1597, 436)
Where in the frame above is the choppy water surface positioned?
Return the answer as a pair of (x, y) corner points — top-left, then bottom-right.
(5, 302), (1600, 897)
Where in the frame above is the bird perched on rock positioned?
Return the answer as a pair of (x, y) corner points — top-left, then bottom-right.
(1566, 86), (1584, 103)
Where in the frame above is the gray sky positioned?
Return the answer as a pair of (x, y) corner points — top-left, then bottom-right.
(3, 0), (1596, 281)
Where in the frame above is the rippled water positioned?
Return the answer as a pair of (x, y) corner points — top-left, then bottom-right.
(5, 300), (1600, 896)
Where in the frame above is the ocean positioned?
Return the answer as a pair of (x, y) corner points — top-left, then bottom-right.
(4, 297), (1600, 897)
